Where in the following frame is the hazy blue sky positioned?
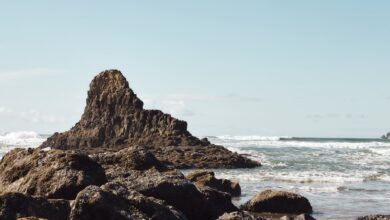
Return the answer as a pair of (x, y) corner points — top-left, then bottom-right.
(1, 1), (389, 137)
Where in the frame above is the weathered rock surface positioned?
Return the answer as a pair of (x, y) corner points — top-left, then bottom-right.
(0, 192), (70, 220)
(0, 148), (107, 200)
(357, 215), (390, 220)
(280, 214), (316, 220)
(92, 146), (238, 220)
(39, 69), (259, 169)
(241, 190), (312, 214)
(217, 211), (265, 220)
(70, 185), (187, 220)
(186, 170), (241, 196)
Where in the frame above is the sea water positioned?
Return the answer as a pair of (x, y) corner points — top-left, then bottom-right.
(205, 136), (390, 220)
(1, 132), (390, 219)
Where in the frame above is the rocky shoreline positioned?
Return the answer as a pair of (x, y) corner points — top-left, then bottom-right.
(0, 70), (387, 220)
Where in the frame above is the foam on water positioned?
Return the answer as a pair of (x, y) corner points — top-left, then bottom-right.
(0, 131), (46, 157)
(206, 135), (390, 219)
(1, 133), (390, 218)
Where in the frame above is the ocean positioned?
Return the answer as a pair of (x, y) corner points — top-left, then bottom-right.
(1, 132), (390, 219)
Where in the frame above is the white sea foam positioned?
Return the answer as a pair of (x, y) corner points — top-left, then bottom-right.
(0, 131), (45, 147)
(211, 136), (390, 149)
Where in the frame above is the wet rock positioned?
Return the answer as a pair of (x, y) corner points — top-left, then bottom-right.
(0, 192), (70, 220)
(69, 185), (186, 220)
(357, 215), (390, 220)
(186, 170), (241, 196)
(241, 190), (312, 214)
(218, 211), (265, 220)
(197, 187), (239, 219)
(40, 69), (260, 169)
(0, 148), (107, 199)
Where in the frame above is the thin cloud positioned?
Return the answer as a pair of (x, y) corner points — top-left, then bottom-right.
(306, 113), (367, 121)
(0, 107), (65, 124)
(0, 68), (65, 81)
(143, 98), (195, 117)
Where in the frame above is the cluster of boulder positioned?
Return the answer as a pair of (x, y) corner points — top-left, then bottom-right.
(0, 146), (314, 220)
(0, 70), (384, 219)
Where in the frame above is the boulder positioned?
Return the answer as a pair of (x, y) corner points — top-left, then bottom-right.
(39, 69), (260, 169)
(186, 171), (241, 196)
(69, 185), (186, 220)
(357, 216), (390, 220)
(0, 148), (107, 199)
(241, 190), (312, 214)
(0, 192), (70, 220)
(92, 146), (238, 220)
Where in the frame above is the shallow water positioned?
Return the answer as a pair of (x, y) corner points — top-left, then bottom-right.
(1, 132), (390, 219)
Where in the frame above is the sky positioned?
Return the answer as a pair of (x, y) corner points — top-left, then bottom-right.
(0, 1), (389, 138)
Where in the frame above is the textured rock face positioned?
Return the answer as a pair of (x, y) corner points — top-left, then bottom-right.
(0, 148), (107, 200)
(0, 192), (70, 220)
(92, 146), (238, 220)
(217, 211), (265, 220)
(186, 171), (241, 196)
(241, 190), (312, 214)
(69, 185), (186, 220)
(40, 69), (203, 149)
(357, 216), (390, 220)
(40, 69), (260, 169)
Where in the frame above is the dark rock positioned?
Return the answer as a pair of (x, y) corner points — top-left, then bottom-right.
(186, 170), (241, 196)
(197, 187), (239, 219)
(280, 214), (316, 220)
(17, 218), (47, 220)
(0, 148), (107, 199)
(0, 192), (70, 220)
(218, 211), (265, 220)
(39, 69), (260, 169)
(293, 214), (316, 220)
(69, 185), (186, 220)
(357, 215), (390, 220)
(92, 146), (238, 220)
(241, 190), (312, 214)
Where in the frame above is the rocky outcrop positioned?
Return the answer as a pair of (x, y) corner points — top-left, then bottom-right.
(0, 146), (240, 220)
(186, 171), (241, 196)
(357, 216), (390, 220)
(241, 190), (312, 214)
(92, 146), (238, 220)
(0, 148), (107, 200)
(0, 192), (70, 220)
(39, 69), (259, 169)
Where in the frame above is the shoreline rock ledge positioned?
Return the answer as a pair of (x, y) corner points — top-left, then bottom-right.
(39, 69), (259, 169)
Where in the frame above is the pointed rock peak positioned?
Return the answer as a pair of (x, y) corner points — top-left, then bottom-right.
(39, 69), (260, 169)
(89, 69), (129, 94)
(84, 69), (144, 115)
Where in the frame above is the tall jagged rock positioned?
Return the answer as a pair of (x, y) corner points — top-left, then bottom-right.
(40, 69), (260, 168)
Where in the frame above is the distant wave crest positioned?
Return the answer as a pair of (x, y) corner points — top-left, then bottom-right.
(0, 131), (46, 147)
